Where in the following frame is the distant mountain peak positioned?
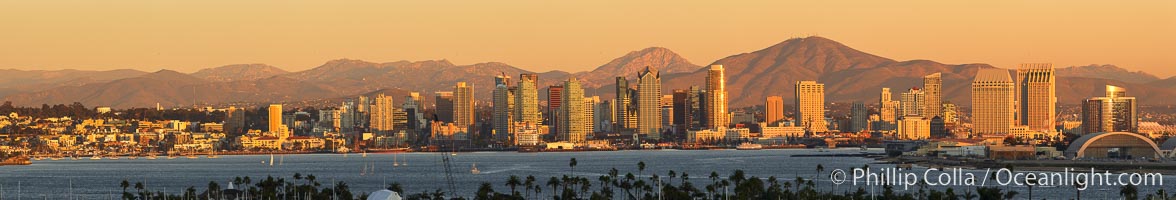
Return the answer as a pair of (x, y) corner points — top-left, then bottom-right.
(191, 63), (289, 82)
(1057, 64), (1159, 84)
(572, 46), (700, 87)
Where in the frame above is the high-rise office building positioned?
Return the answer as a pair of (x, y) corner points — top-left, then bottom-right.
(596, 99), (614, 133)
(637, 67), (662, 140)
(923, 73), (943, 119)
(794, 81), (827, 132)
(672, 89), (690, 131)
(268, 104), (287, 139)
(585, 96), (599, 134)
(454, 82), (474, 130)
(704, 65), (728, 129)
(225, 106), (246, 135)
(614, 77), (635, 131)
(850, 101), (867, 132)
(559, 78), (587, 143)
(493, 75), (515, 141)
(765, 96), (785, 126)
(1081, 85), (1138, 134)
(878, 88), (899, 131)
(434, 92), (454, 123)
(547, 85), (564, 134)
(972, 68), (1015, 136)
(1017, 63), (1056, 131)
(371, 94), (396, 134)
(901, 87), (925, 117)
(268, 104), (283, 133)
(515, 74), (540, 126)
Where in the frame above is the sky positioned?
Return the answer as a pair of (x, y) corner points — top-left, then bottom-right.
(1, 0), (1173, 76)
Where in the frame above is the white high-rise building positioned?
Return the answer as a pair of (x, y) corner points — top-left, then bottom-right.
(795, 81), (827, 133)
(493, 75), (515, 141)
(1017, 63), (1056, 131)
(972, 68), (1016, 136)
(637, 67), (662, 140)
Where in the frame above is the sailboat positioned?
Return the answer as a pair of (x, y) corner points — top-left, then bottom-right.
(361, 163), (368, 175)
(268, 154), (275, 166)
(470, 163), (480, 174)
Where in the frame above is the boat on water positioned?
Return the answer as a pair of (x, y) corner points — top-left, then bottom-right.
(89, 155), (102, 160)
(186, 154), (199, 159)
(471, 163), (480, 174)
(736, 143), (763, 150)
(145, 154), (158, 160)
(107, 154), (120, 160)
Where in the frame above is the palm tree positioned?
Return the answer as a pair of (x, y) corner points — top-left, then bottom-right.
(668, 170), (677, 184)
(505, 175), (522, 196)
(134, 182), (144, 197)
(547, 177), (560, 198)
(120, 180), (129, 193)
(638, 161), (647, 177)
(569, 158), (578, 176)
(524, 175), (536, 198)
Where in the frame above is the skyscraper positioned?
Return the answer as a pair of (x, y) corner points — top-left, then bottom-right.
(794, 81), (827, 133)
(547, 85), (564, 134)
(225, 106), (246, 135)
(268, 104), (283, 134)
(878, 88), (898, 131)
(972, 68), (1015, 136)
(585, 96), (599, 134)
(454, 82), (474, 130)
(371, 93), (396, 135)
(434, 92), (454, 123)
(923, 73), (943, 119)
(637, 67), (662, 140)
(901, 87), (925, 117)
(850, 101), (867, 132)
(559, 78), (587, 143)
(765, 96), (784, 126)
(672, 89), (690, 131)
(493, 75), (515, 141)
(515, 74), (540, 126)
(704, 65), (728, 129)
(614, 77), (636, 131)
(1081, 85), (1138, 134)
(1017, 63), (1056, 131)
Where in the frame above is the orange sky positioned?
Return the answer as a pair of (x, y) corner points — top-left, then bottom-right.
(1, 0), (1173, 76)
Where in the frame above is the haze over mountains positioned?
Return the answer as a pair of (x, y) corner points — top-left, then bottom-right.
(3, 36), (1174, 109)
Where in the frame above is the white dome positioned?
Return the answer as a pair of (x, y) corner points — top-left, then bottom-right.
(367, 190), (402, 200)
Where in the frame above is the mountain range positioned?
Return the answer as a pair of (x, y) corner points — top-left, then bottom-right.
(3, 36), (1174, 109)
